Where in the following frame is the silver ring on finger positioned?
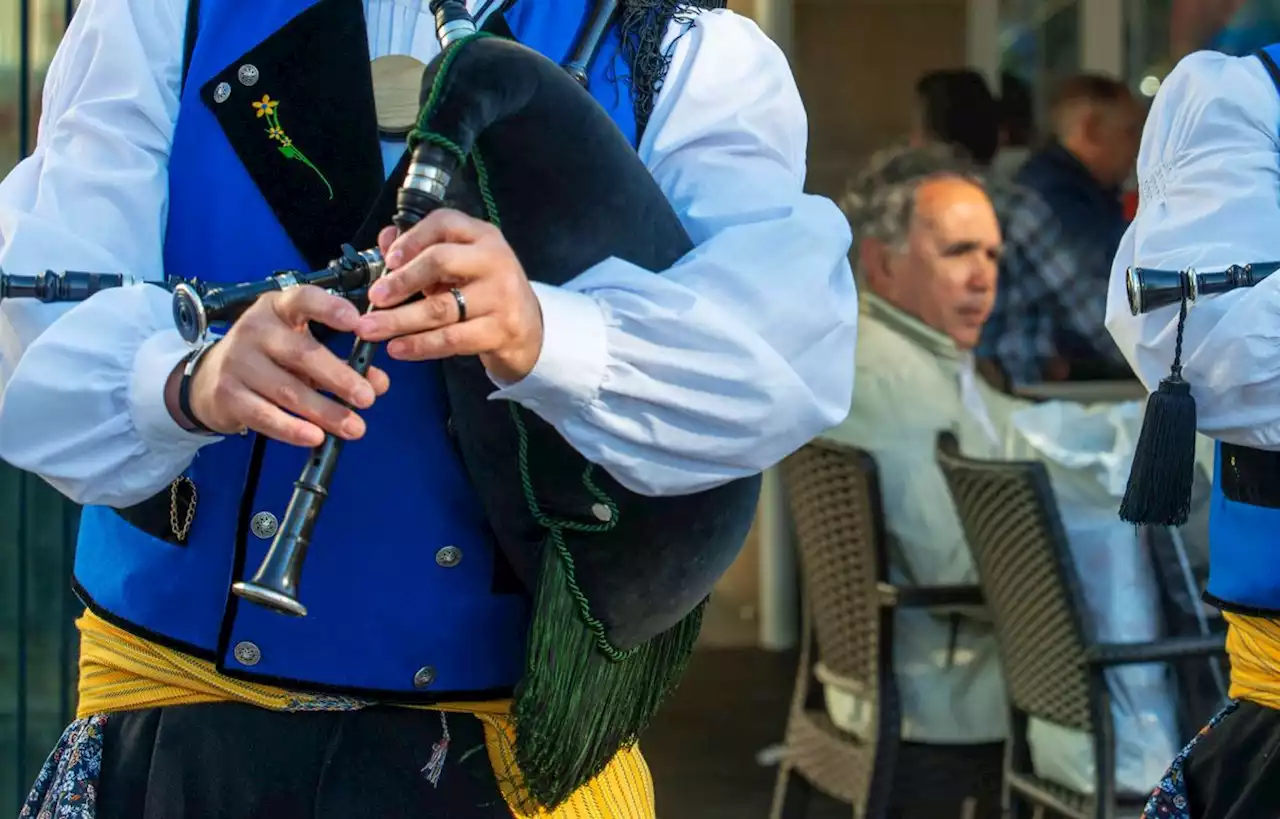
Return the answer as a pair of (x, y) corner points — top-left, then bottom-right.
(450, 287), (468, 323)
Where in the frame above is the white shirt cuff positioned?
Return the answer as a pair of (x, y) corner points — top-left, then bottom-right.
(128, 329), (221, 451)
(487, 281), (609, 413)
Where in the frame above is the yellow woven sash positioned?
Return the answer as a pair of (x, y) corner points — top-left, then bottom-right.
(75, 611), (654, 818)
(1224, 611), (1280, 710)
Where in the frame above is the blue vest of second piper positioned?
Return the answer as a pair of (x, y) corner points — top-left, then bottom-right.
(72, 0), (641, 700)
(1203, 42), (1280, 616)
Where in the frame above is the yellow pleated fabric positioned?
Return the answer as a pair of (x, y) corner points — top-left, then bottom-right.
(1223, 611), (1280, 710)
(75, 611), (654, 818)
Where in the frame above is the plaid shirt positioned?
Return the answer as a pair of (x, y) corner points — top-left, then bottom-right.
(976, 177), (1129, 386)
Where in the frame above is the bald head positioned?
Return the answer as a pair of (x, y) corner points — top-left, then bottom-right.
(1049, 74), (1142, 188)
(860, 174), (1001, 349)
(914, 175), (992, 220)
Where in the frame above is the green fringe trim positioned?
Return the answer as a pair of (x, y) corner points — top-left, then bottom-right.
(507, 404), (707, 810)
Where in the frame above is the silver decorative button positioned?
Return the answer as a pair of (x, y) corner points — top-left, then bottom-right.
(436, 546), (462, 568)
(591, 503), (613, 523)
(413, 666), (437, 688)
(250, 511), (279, 539)
(213, 82), (231, 103)
(237, 64), (260, 86)
(233, 641), (261, 666)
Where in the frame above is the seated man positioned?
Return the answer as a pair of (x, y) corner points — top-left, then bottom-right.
(822, 144), (1201, 811)
(908, 69), (1131, 388)
(821, 143), (1017, 818)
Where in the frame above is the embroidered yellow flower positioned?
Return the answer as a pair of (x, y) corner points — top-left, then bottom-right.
(252, 95), (279, 118)
(252, 94), (332, 200)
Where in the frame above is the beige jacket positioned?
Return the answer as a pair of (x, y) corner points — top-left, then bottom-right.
(820, 293), (1028, 744)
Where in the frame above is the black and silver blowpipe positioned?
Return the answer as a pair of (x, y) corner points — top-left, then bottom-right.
(0, 269), (148, 303)
(1126, 262), (1280, 315)
(430, 0), (477, 48)
(0, 255), (378, 346)
(561, 0), (619, 86)
(172, 244), (384, 345)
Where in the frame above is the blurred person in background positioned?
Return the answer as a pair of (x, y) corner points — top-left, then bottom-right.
(910, 69), (1129, 389)
(991, 71), (1036, 180)
(910, 69), (1001, 170)
(822, 143), (1016, 819)
(1016, 75), (1141, 291)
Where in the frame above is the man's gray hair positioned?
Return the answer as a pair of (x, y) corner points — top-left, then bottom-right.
(840, 143), (985, 254)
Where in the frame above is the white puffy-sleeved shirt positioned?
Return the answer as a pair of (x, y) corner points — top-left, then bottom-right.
(1105, 49), (1280, 449)
(0, 0), (858, 508)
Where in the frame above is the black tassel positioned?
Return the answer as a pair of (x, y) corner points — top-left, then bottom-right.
(1119, 295), (1197, 527)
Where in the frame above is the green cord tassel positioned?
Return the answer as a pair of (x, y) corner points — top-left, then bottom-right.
(506, 403), (706, 809)
(511, 541), (706, 810)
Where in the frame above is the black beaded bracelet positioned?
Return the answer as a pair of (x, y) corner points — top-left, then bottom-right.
(177, 340), (219, 436)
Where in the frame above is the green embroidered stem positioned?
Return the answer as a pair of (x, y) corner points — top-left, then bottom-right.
(253, 95), (333, 200)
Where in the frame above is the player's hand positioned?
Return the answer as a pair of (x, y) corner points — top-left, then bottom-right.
(177, 286), (391, 447)
(355, 209), (544, 383)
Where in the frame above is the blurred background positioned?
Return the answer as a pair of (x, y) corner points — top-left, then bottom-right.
(0, 0), (1269, 816)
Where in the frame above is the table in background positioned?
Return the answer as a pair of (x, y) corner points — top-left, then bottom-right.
(1014, 380), (1148, 404)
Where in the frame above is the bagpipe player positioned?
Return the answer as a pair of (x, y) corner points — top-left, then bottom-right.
(0, 0), (857, 815)
(1107, 43), (1280, 819)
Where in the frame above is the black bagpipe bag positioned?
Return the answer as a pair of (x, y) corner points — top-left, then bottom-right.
(411, 28), (763, 808)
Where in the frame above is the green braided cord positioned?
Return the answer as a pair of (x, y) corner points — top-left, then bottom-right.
(402, 31), (502, 228)
(468, 148), (501, 228)
(409, 131), (499, 227)
(411, 130), (466, 165)
(508, 402), (632, 661)
(408, 31), (499, 150)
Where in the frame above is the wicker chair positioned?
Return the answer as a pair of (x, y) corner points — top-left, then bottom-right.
(934, 431), (1226, 819)
(770, 439), (994, 819)
(1143, 526), (1228, 732)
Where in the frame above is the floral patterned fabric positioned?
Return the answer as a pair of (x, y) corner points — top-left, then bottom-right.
(20, 715), (108, 819)
(1142, 701), (1238, 819)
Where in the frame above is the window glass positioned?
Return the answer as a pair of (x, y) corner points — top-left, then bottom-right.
(1129, 0), (1280, 100)
(0, 0), (72, 169)
(1000, 0), (1082, 127)
(0, 0), (20, 169)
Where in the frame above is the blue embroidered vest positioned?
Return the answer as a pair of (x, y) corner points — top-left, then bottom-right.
(1203, 44), (1280, 614)
(72, 0), (640, 700)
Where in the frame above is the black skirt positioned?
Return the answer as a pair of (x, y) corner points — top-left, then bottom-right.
(1142, 700), (1280, 819)
(1179, 700), (1280, 819)
(92, 702), (516, 819)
